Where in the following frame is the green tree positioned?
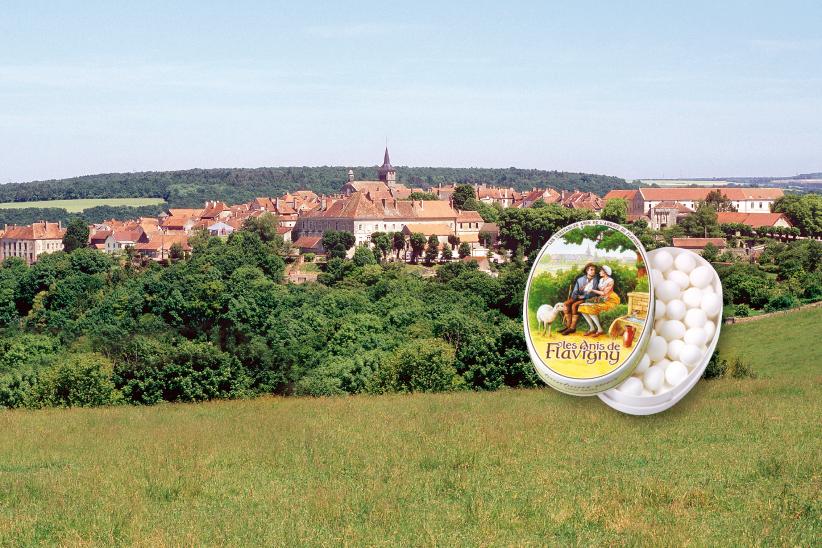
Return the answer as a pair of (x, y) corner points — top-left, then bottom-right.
(321, 230), (356, 260)
(601, 198), (628, 224)
(242, 212), (280, 242)
(370, 231), (392, 262)
(452, 185), (476, 210)
(62, 217), (90, 253)
(372, 339), (462, 393)
(353, 245), (377, 267)
(408, 191), (439, 200)
(458, 242), (471, 259)
(169, 242), (185, 261)
(701, 242), (720, 262)
(27, 353), (122, 408)
(679, 202), (722, 238)
(772, 194), (822, 237)
(424, 235), (440, 265)
(441, 243), (453, 262)
(392, 232), (406, 260)
(409, 232), (427, 264)
(705, 190), (737, 212)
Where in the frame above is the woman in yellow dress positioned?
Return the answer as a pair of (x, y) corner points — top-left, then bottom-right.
(578, 265), (620, 337)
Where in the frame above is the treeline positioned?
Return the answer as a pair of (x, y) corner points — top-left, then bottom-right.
(0, 228), (536, 409)
(1, 166), (629, 209)
(0, 204), (168, 228)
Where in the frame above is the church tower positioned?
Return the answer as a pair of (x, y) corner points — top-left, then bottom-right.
(378, 147), (397, 186)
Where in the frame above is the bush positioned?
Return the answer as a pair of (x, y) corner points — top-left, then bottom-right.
(734, 304), (752, 317)
(27, 353), (122, 408)
(370, 339), (463, 393)
(303, 253), (315, 263)
(703, 350), (728, 379)
(764, 294), (798, 313)
(727, 356), (756, 379)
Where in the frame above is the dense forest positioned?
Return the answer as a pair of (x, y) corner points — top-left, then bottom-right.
(0, 166), (629, 209)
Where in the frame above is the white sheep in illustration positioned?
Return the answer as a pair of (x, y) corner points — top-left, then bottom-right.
(536, 303), (566, 337)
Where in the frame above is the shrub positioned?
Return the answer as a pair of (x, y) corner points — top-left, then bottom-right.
(764, 293), (798, 313)
(703, 350), (728, 379)
(303, 253), (315, 263)
(27, 353), (122, 408)
(734, 304), (752, 317)
(727, 356), (756, 379)
(370, 339), (463, 394)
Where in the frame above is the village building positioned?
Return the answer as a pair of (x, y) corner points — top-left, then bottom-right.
(104, 228), (149, 253)
(135, 234), (191, 262)
(626, 187), (783, 216)
(559, 190), (605, 211)
(0, 221), (65, 265)
(716, 212), (793, 229)
(672, 237), (727, 253)
(517, 187), (561, 208)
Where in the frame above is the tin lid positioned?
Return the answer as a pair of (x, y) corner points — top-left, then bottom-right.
(523, 220), (655, 396)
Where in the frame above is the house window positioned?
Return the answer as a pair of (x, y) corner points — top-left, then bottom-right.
(759, 202), (763, 208)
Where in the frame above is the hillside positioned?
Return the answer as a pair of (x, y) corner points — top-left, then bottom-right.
(0, 166), (629, 209)
(0, 308), (819, 545)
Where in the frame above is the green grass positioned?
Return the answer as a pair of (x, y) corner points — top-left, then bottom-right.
(717, 306), (821, 377)
(0, 198), (166, 212)
(0, 309), (818, 545)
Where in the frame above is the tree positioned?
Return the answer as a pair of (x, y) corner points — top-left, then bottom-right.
(452, 185), (476, 210)
(26, 353), (122, 408)
(441, 243), (453, 262)
(704, 190), (737, 212)
(408, 192), (439, 200)
(424, 235), (440, 265)
(458, 242), (471, 259)
(352, 245), (377, 267)
(601, 198), (628, 224)
(242, 212), (280, 242)
(321, 230), (356, 260)
(169, 242), (185, 262)
(372, 339), (462, 393)
(701, 242), (720, 262)
(370, 231), (392, 262)
(679, 202), (721, 238)
(392, 232), (406, 260)
(409, 232), (426, 264)
(62, 217), (89, 253)
(478, 231), (494, 248)
(772, 194), (822, 237)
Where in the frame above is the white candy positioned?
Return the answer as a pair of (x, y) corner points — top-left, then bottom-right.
(684, 308), (707, 329)
(654, 358), (671, 370)
(682, 287), (703, 309)
(679, 344), (702, 368)
(701, 293), (722, 318)
(618, 376), (644, 396)
(667, 339), (684, 361)
(668, 270), (690, 290)
(665, 361), (689, 386)
(641, 389), (653, 396)
(704, 320), (716, 340)
(647, 336), (668, 361)
(666, 299), (686, 321)
(656, 280), (680, 303)
(653, 251), (674, 273)
(643, 365), (665, 392)
(655, 299), (667, 318)
(690, 266), (713, 289)
(651, 269), (664, 287)
(660, 320), (686, 342)
(684, 327), (707, 347)
(674, 252), (696, 273)
(654, 320), (664, 334)
(635, 354), (651, 374)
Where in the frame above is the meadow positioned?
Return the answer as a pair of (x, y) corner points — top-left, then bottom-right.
(0, 310), (819, 545)
(0, 198), (166, 213)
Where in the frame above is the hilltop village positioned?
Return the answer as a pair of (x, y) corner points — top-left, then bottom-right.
(0, 149), (793, 269)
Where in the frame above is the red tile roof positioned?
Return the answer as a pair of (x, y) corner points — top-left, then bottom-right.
(639, 187), (783, 201)
(294, 235), (323, 249)
(401, 223), (454, 236)
(716, 212), (792, 227)
(604, 190), (638, 201)
(2, 222), (65, 240)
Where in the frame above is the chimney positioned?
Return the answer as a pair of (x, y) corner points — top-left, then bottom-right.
(348, 169), (354, 182)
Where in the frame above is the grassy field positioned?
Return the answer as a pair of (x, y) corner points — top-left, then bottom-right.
(0, 198), (166, 212)
(640, 179), (732, 187)
(0, 311), (819, 545)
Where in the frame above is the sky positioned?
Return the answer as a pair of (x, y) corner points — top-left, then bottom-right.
(1, 1), (820, 183)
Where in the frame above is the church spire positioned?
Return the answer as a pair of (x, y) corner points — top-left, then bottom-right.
(383, 146), (391, 167)
(378, 145), (396, 185)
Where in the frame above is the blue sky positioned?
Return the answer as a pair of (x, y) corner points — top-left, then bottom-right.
(1, 1), (820, 183)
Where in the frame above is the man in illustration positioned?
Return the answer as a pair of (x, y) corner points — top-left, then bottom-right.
(559, 263), (599, 336)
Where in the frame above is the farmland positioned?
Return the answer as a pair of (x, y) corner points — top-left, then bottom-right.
(0, 308), (818, 545)
(0, 198), (166, 213)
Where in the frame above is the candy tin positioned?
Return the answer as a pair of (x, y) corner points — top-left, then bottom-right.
(523, 220), (654, 395)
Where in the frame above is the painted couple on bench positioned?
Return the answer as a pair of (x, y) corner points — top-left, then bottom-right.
(560, 263), (620, 338)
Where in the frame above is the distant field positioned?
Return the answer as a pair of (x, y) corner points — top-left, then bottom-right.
(641, 179), (731, 187)
(0, 198), (166, 212)
(0, 309), (818, 545)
